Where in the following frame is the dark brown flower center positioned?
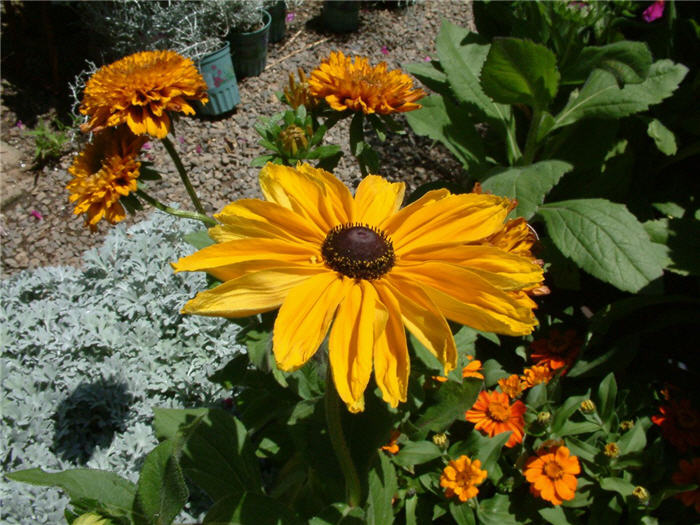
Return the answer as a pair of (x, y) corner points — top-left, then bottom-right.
(321, 223), (394, 280)
(544, 460), (564, 479)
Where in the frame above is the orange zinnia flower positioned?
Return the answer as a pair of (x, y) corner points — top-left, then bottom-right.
(465, 390), (526, 448)
(521, 364), (554, 389)
(652, 399), (700, 451)
(530, 328), (581, 371)
(498, 374), (524, 398)
(524, 445), (580, 506)
(381, 430), (401, 455)
(66, 126), (146, 228)
(80, 50), (208, 139)
(440, 455), (488, 502)
(308, 51), (425, 115)
(463, 355), (484, 380)
(672, 458), (700, 513)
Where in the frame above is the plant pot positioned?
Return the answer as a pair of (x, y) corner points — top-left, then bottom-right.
(228, 9), (271, 78)
(195, 42), (240, 116)
(321, 1), (360, 33)
(267, 1), (286, 43)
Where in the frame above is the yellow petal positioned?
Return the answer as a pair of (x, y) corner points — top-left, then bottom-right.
(353, 175), (405, 226)
(329, 280), (378, 412)
(259, 163), (353, 232)
(181, 267), (318, 317)
(372, 284), (409, 407)
(380, 277), (457, 374)
(274, 272), (350, 371)
(211, 199), (325, 243)
(398, 262), (538, 335)
(387, 193), (510, 255)
(379, 188), (450, 231)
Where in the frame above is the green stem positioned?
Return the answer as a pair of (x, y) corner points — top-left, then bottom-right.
(521, 106), (543, 166)
(161, 136), (207, 215)
(136, 189), (217, 227)
(324, 367), (362, 507)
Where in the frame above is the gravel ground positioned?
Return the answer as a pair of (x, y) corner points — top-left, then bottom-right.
(0, 1), (474, 276)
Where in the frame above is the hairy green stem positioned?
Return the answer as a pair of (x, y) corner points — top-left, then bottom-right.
(161, 136), (207, 215)
(324, 367), (362, 507)
(136, 189), (217, 227)
(521, 106), (543, 165)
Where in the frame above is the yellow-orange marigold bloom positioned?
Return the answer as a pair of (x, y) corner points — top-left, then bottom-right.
(308, 51), (425, 115)
(80, 50), (208, 139)
(66, 126), (146, 228)
(530, 328), (581, 371)
(521, 364), (554, 389)
(498, 374), (524, 398)
(652, 399), (700, 452)
(465, 390), (527, 447)
(524, 445), (580, 506)
(440, 455), (488, 502)
(173, 163), (544, 412)
(672, 458), (700, 513)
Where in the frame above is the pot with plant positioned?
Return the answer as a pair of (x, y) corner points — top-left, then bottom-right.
(321, 0), (360, 33)
(225, 1), (271, 78)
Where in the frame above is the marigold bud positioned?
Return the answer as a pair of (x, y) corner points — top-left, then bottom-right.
(580, 399), (596, 413)
(537, 411), (551, 425)
(619, 420), (634, 431)
(432, 433), (449, 448)
(603, 442), (620, 458)
(632, 485), (649, 502)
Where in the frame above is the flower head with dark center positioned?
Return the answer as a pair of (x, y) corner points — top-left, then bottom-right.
(80, 50), (208, 139)
(652, 399), (700, 451)
(524, 445), (580, 505)
(440, 455), (488, 502)
(173, 163), (544, 412)
(530, 328), (581, 371)
(465, 390), (527, 447)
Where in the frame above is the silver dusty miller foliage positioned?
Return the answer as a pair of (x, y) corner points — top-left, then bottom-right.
(0, 212), (245, 524)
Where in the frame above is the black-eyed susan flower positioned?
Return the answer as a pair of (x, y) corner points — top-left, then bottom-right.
(173, 163), (544, 412)
(80, 50), (208, 139)
(66, 126), (146, 228)
(440, 455), (488, 502)
(308, 51), (425, 115)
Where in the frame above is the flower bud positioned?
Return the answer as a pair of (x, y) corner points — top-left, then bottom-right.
(603, 442), (620, 458)
(279, 125), (308, 156)
(432, 432), (449, 448)
(580, 399), (596, 414)
(619, 420), (634, 431)
(632, 485), (649, 503)
(536, 411), (551, 425)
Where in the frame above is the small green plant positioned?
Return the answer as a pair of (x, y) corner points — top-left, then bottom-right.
(24, 118), (71, 166)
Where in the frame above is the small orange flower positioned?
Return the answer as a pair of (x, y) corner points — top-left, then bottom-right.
(381, 430), (401, 454)
(80, 50), (208, 139)
(498, 374), (524, 398)
(521, 364), (554, 389)
(440, 455), (488, 502)
(465, 390), (526, 448)
(524, 445), (580, 506)
(652, 399), (700, 452)
(463, 356), (484, 380)
(530, 328), (581, 371)
(672, 458), (700, 513)
(308, 51), (425, 115)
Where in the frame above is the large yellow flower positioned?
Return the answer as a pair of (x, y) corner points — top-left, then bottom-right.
(80, 50), (208, 139)
(67, 126), (146, 228)
(308, 51), (425, 115)
(173, 163), (544, 412)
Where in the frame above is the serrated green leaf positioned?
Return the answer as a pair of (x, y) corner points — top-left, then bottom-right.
(537, 199), (664, 292)
(366, 453), (398, 525)
(561, 41), (652, 86)
(480, 160), (572, 219)
(481, 37), (560, 108)
(647, 118), (677, 155)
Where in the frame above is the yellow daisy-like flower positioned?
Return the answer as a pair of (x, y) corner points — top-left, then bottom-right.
(308, 51), (425, 115)
(173, 163), (544, 412)
(440, 455), (488, 502)
(66, 126), (146, 228)
(80, 50), (208, 139)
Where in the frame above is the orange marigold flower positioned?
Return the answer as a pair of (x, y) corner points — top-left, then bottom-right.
(66, 126), (146, 228)
(381, 430), (401, 454)
(530, 328), (582, 371)
(465, 390), (526, 448)
(672, 458), (700, 513)
(463, 356), (484, 380)
(308, 51), (425, 115)
(524, 445), (580, 506)
(652, 399), (700, 452)
(498, 374), (524, 398)
(440, 455), (488, 502)
(80, 50), (208, 139)
(521, 364), (554, 389)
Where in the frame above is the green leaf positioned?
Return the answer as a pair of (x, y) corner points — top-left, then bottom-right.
(596, 373), (617, 424)
(600, 477), (635, 498)
(405, 95), (486, 170)
(405, 61), (449, 96)
(6, 468), (135, 519)
(366, 453), (398, 525)
(477, 494), (519, 525)
(449, 502), (475, 525)
(480, 160), (572, 219)
(561, 41), (653, 86)
(551, 393), (591, 435)
(203, 492), (300, 524)
(556, 421), (600, 437)
(552, 60), (688, 130)
(646, 118), (677, 155)
(393, 441), (442, 467)
(133, 439), (188, 525)
(644, 218), (700, 276)
(183, 230), (215, 250)
(413, 380), (481, 438)
(481, 37), (560, 108)
(564, 437), (598, 463)
(458, 430), (511, 477)
(617, 418), (649, 455)
(539, 506), (569, 525)
(537, 199), (664, 292)
(310, 503), (366, 525)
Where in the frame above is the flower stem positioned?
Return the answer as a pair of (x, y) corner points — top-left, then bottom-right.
(521, 106), (543, 166)
(325, 367), (362, 507)
(136, 189), (217, 227)
(161, 136), (207, 215)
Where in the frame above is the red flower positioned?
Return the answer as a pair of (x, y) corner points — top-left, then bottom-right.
(652, 399), (700, 452)
(529, 328), (581, 372)
(672, 458), (700, 513)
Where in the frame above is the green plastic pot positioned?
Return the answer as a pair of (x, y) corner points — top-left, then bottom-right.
(229, 9), (271, 78)
(321, 1), (360, 33)
(267, 1), (286, 43)
(195, 42), (240, 116)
